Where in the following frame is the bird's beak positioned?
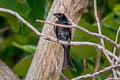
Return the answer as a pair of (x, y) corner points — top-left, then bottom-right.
(53, 13), (58, 17)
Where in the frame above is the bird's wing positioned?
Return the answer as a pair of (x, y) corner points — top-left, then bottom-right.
(54, 21), (59, 38)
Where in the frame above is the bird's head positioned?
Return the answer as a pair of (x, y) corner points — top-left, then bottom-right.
(53, 13), (67, 21)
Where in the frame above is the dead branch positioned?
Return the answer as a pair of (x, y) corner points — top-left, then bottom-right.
(36, 20), (119, 48)
(72, 64), (120, 80)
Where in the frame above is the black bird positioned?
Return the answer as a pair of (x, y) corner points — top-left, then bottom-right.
(53, 13), (76, 71)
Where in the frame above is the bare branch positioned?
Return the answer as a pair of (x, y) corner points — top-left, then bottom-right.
(93, 51), (101, 72)
(93, 0), (104, 77)
(112, 26), (120, 77)
(113, 27), (120, 55)
(0, 8), (120, 79)
(0, 8), (119, 64)
(94, 0), (104, 47)
(105, 78), (120, 80)
(0, 27), (10, 33)
(36, 20), (120, 66)
(93, 0), (117, 79)
(36, 20), (75, 28)
(72, 64), (120, 80)
(0, 8), (40, 35)
(36, 20), (119, 48)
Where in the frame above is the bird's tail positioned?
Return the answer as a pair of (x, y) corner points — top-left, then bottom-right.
(63, 45), (76, 71)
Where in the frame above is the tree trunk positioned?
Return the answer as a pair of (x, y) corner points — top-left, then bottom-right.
(0, 60), (19, 80)
(25, 0), (88, 80)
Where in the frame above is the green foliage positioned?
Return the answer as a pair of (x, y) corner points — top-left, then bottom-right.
(0, 12), (20, 32)
(0, 0), (31, 17)
(12, 42), (36, 53)
(13, 55), (33, 77)
(0, 0), (120, 79)
(71, 19), (98, 59)
(0, 0), (48, 78)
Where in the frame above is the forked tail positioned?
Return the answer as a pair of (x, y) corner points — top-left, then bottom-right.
(63, 45), (76, 71)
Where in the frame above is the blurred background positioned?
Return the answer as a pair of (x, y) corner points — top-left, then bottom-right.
(0, 0), (120, 79)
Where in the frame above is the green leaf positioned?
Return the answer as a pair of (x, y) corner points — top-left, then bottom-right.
(12, 42), (36, 53)
(27, 0), (48, 30)
(13, 55), (33, 77)
(113, 4), (120, 12)
(71, 46), (97, 59)
(27, 0), (48, 20)
(0, 0), (31, 17)
(102, 13), (119, 28)
(0, 0), (31, 32)
(0, 12), (20, 32)
(101, 12), (120, 50)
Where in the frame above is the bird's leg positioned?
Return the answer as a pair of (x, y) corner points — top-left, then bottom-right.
(68, 39), (71, 45)
(57, 39), (59, 43)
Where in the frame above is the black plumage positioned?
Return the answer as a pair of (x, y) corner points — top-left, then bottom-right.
(53, 13), (76, 71)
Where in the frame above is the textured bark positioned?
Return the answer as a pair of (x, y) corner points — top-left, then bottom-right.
(0, 60), (19, 80)
(25, 0), (88, 80)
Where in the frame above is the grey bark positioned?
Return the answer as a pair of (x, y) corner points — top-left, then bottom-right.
(0, 60), (19, 80)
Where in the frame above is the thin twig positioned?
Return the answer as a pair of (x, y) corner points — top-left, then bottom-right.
(83, 59), (87, 72)
(71, 64), (120, 80)
(93, 0), (117, 79)
(113, 27), (120, 55)
(94, 0), (104, 47)
(105, 78), (120, 80)
(93, 1), (104, 79)
(36, 20), (75, 28)
(0, 8), (40, 35)
(0, 27), (10, 33)
(112, 26), (120, 77)
(93, 51), (101, 73)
